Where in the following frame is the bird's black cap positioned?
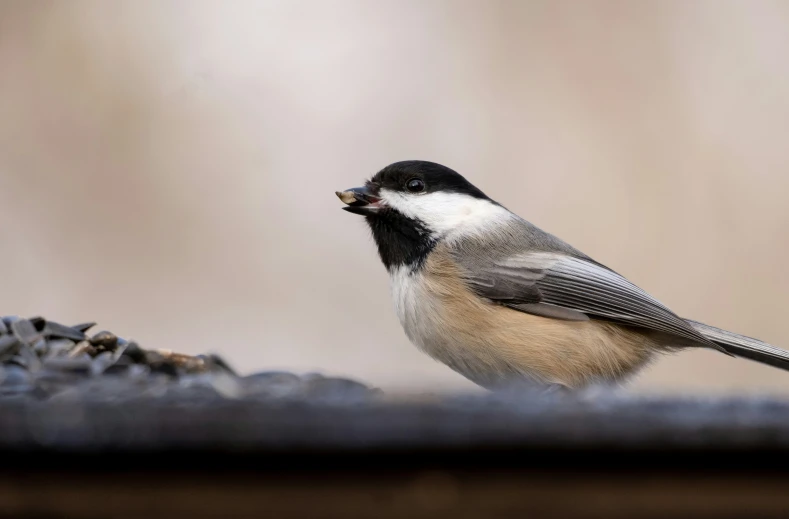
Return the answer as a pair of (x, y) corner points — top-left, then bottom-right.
(367, 160), (491, 200)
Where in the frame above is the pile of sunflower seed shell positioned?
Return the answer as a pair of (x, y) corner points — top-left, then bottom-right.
(0, 315), (380, 402)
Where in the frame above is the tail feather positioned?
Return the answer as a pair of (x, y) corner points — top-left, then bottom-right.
(686, 319), (789, 371)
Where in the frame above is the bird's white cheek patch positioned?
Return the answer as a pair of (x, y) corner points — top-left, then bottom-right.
(379, 189), (513, 239)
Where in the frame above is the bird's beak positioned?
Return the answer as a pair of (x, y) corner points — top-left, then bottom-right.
(335, 186), (384, 215)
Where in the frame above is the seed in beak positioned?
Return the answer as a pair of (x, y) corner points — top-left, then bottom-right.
(336, 191), (359, 205)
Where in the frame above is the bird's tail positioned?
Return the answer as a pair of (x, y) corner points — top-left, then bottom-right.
(686, 319), (789, 370)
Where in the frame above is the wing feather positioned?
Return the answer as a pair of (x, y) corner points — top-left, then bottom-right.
(459, 251), (723, 350)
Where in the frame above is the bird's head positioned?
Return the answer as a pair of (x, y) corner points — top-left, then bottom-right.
(336, 160), (512, 269)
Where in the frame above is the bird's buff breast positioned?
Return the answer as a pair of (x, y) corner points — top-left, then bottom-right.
(388, 249), (656, 390)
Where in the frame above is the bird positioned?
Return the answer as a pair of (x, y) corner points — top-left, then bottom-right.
(335, 160), (789, 392)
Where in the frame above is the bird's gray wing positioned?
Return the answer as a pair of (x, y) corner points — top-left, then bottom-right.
(457, 250), (723, 349)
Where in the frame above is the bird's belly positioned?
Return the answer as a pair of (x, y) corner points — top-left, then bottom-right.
(389, 265), (656, 390)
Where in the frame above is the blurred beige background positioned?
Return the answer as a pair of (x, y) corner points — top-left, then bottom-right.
(1, 0), (788, 396)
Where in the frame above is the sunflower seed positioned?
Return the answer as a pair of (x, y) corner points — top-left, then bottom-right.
(69, 342), (97, 358)
(44, 321), (87, 342)
(45, 339), (77, 358)
(89, 330), (118, 351)
(8, 344), (41, 373)
(209, 372), (243, 399)
(32, 338), (48, 356)
(116, 342), (145, 364)
(11, 319), (41, 345)
(0, 335), (19, 358)
(29, 316), (46, 332)
(145, 352), (179, 377)
(205, 354), (237, 376)
(70, 322), (96, 334)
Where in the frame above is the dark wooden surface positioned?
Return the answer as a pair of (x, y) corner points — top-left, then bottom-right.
(2, 470), (789, 518)
(2, 449), (789, 518)
(3, 393), (789, 518)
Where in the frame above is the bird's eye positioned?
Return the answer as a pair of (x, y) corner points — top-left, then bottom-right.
(405, 178), (425, 193)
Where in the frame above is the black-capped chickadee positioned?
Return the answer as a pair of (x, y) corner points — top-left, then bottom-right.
(336, 160), (789, 391)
